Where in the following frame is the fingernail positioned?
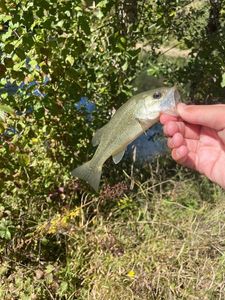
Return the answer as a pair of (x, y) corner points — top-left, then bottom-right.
(218, 129), (225, 145)
(177, 103), (187, 115)
(178, 103), (186, 109)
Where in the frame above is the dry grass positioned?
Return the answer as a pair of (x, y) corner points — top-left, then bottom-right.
(73, 178), (225, 299)
(1, 176), (225, 299)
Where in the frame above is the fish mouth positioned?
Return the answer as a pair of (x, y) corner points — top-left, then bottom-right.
(174, 87), (181, 104)
(160, 87), (180, 115)
(167, 86), (180, 105)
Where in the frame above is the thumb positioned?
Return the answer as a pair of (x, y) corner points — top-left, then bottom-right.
(177, 103), (225, 131)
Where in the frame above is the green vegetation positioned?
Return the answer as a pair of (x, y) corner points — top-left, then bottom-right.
(0, 0), (224, 299)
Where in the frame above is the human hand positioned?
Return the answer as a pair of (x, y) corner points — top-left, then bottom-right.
(160, 103), (225, 189)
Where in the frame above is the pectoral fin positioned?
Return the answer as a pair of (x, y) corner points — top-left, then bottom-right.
(112, 149), (125, 164)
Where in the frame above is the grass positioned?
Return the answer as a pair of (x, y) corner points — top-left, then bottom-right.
(1, 167), (225, 299)
(80, 180), (225, 300)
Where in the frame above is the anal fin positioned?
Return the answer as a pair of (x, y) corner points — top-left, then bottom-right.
(112, 149), (125, 164)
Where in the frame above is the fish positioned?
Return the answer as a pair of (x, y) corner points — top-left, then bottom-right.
(71, 86), (180, 191)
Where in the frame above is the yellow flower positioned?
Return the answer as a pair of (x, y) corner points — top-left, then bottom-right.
(31, 138), (39, 144)
(127, 270), (135, 279)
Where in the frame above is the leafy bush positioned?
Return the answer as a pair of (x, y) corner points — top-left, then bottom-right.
(0, 0), (224, 298)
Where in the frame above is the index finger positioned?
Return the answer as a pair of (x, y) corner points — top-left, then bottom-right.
(160, 113), (179, 125)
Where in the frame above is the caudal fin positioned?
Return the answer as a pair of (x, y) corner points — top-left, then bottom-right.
(71, 160), (102, 192)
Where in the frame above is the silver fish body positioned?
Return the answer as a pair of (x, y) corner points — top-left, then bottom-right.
(72, 87), (180, 191)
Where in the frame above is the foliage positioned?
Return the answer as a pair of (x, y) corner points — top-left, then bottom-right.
(0, 0), (224, 298)
(0, 0), (140, 167)
(144, 0), (225, 101)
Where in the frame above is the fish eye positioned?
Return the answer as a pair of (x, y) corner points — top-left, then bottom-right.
(153, 91), (162, 99)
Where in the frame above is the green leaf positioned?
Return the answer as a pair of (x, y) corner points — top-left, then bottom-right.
(56, 20), (64, 28)
(46, 264), (54, 274)
(59, 281), (68, 295)
(15, 48), (26, 60)
(0, 104), (14, 115)
(29, 59), (38, 68)
(0, 64), (6, 78)
(79, 15), (90, 35)
(97, 0), (109, 8)
(0, 227), (11, 240)
(0, 219), (12, 240)
(1, 29), (12, 42)
(18, 154), (30, 167)
(4, 43), (14, 54)
(13, 62), (22, 71)
(0, 14), (11, 22)
(122, 61), (128, 71)
(4, 57), (14, 68)
(0, 93), (8, 100)
(66, 55), (75, 66)
(221, 73), (225, 88)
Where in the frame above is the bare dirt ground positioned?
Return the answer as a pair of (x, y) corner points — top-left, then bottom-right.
(136, 43), (191, 58)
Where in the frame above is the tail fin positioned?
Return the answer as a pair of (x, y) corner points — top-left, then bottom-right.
(71, 160), (102, 192)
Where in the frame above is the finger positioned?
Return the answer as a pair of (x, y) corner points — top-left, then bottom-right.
(171, 145), (188, 161)
(217, 129), (225, 145)
(164, 120), (200, 140)
(160, 113), (179, 125)
(171, 146), (196, 170)
(177, 103), (225, 131)
(167, 132), (184, 149)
